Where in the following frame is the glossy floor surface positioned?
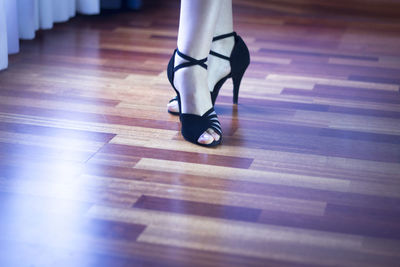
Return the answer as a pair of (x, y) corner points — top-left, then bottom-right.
(0, 0), (400, 266)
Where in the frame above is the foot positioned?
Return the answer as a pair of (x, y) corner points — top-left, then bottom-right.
(207, 35), (234, 95)
(173, 53), (221, 145)
(167, 36), (235, 115)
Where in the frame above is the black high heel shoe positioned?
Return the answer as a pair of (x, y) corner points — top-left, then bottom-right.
(210, 32), (250, 104)
(167, 49), (222, 147)
(167, 32), (250, 115)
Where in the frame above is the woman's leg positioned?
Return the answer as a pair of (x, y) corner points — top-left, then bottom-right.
(207, 0), (235, 92)
(168, 0), (235, 116)
(173, 0), (222, 144)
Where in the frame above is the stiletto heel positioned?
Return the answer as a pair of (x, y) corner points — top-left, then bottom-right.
(167, 49), (222, 147)
(167, 32), (250, 114)
(210, 32), (250, 105)
(232, 74), (242, 104)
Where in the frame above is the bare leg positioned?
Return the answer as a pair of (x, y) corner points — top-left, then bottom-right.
(173, 0), (222, 144)
(213, 0), (234, 37)
(177, 0), (221, 60)
(168, 0), (235, 124)
(208, 0), (235, 93)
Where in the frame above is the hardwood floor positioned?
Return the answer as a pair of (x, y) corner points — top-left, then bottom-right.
(0, 0), (400, 266)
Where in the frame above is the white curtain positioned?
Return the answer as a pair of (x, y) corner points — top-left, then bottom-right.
(0, 0), (143, 71)
(39, 0), (53, 29)
(0, 0), (102, 71)
(0, 0), (8, 70)
(5, 0), (19, 54)
(77, 0), (100, 14)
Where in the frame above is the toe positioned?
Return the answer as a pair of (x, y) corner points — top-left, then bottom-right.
(207, 128), (220, 142)
(167, 100), (179, 113)
(197, 131), (214, 145)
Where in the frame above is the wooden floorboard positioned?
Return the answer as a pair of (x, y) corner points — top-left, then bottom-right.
(0, 0), (400, 266)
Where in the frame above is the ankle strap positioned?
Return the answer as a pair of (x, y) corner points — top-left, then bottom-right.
(174, 49), (208, 72)
(209, 50), (230, 61)
(212, 32), (237, 42)
(210, 32), (237, 61)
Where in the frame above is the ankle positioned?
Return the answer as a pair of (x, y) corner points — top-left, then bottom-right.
(174, 65), (207, 90)
(210, 36), (235, 57)
(173, 67), (211, 115)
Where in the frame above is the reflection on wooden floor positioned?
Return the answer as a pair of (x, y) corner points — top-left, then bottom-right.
(1, 0), (400, 266)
